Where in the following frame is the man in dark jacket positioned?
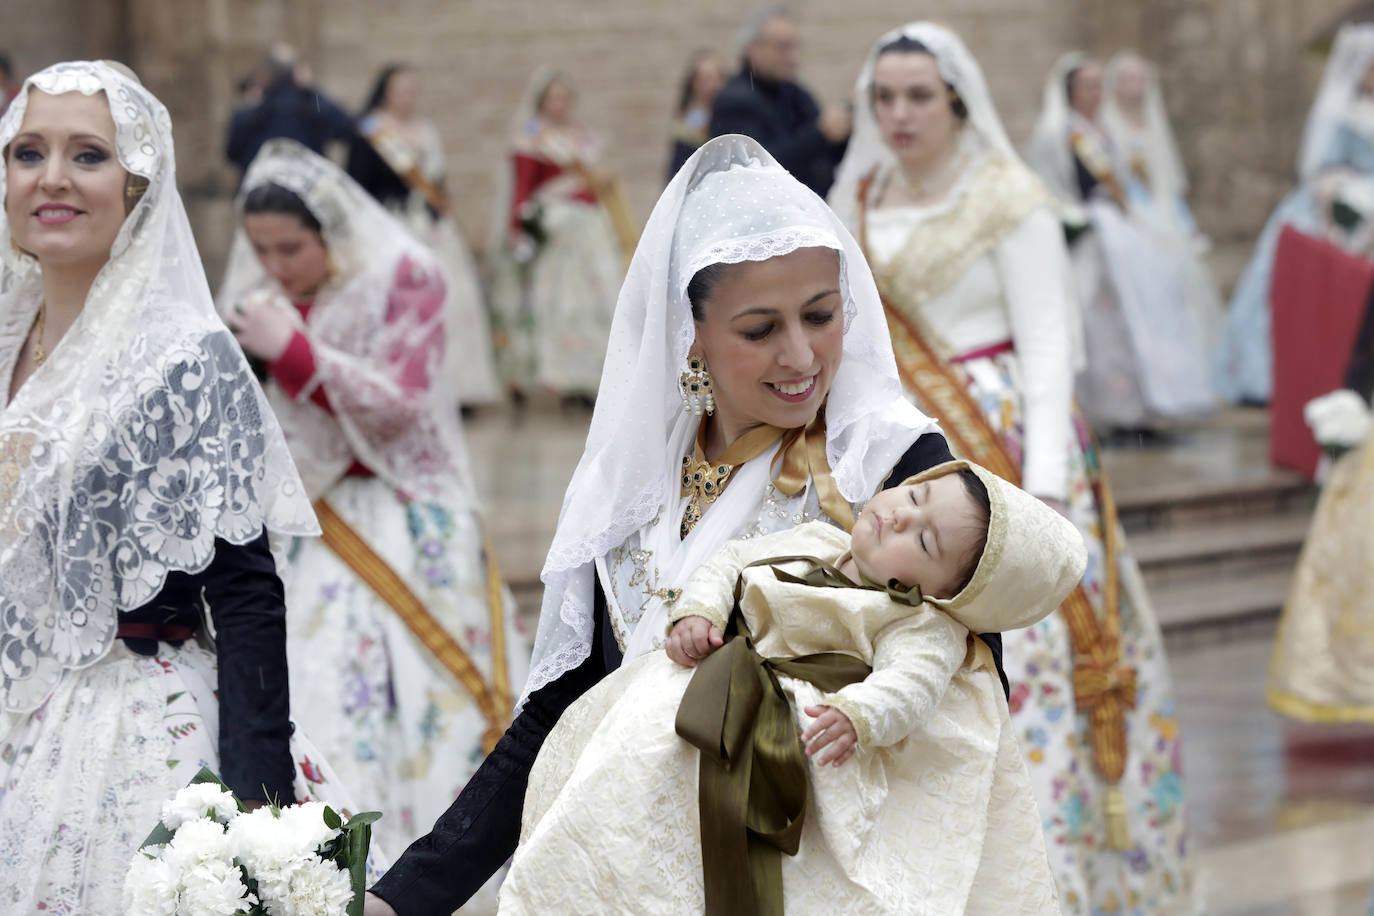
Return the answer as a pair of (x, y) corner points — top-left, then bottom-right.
(709, 5), (850, 196)
(225, 47), (355, 176)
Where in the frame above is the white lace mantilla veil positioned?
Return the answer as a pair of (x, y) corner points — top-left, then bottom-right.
(0, 62), (317, 715)
(522, 134), (936, 708)
(828, 21), (1020, 231)
(1101, 51), (1189, 203)
(1028, 51), (1093, 206)
(1298, 24), (1374, 181)
(217, 138), (476, 505)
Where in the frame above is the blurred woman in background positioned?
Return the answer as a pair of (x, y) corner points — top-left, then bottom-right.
(348, 62), (502, 408)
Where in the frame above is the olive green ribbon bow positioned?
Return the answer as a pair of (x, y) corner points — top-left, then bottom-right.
(674, 556), (878, 916)
(764, 553), (925, 608)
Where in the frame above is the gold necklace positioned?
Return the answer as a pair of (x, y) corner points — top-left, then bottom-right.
(679, 423), (784, 539)
(31, 300), (46, 366)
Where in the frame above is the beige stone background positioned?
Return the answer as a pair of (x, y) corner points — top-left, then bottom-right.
(0, 0), (1360, 281)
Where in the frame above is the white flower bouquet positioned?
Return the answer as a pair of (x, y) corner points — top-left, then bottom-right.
(1305, 388), (1372, 451)
(124, 768), (380, 916)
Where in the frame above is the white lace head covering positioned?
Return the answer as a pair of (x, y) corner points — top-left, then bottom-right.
(0, 62), (317, 714)
(1298, 24), (1374, 181)
(523, 134), (935, 705)
(829, 21), (1019, 228)
(218, 138), (473, 504)
(1027, 51), (1093, 204)
(1101, 50), (1188, 201)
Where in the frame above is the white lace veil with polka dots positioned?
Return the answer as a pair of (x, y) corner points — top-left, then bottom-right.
(522, 134), (934, 706)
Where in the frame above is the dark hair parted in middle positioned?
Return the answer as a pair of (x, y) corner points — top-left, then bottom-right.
(241, 181), (323, 234)
(872, 35), (968, 121)
(361, 63), (412, 116)
(685, 247), (841, 321)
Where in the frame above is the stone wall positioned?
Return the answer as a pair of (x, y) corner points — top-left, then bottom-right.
(0, 0), (1362, 281)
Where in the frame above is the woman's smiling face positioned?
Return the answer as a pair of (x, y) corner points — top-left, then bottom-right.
(690, 246), (846, 434)
(5, 89), (129, 273)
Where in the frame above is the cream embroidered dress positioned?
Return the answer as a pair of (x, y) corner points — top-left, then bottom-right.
(833, 24), (1196, 915)
(1269, 433), (1374, 722)
(499, 461), (1086, 914)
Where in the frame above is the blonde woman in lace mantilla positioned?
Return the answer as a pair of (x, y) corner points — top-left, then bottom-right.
(219, 140), (528, 900)
(362, 135), (997, 915)
(831, 24), (1195, 915)
(0, 61), (367, 913)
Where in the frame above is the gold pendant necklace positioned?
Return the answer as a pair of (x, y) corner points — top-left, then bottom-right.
(31, 300), (47, 366)
(678, 423), (786, 539)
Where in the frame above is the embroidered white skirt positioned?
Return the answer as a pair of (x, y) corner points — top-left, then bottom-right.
(0, 640), (377, 914)
(284, 475), (529, 913)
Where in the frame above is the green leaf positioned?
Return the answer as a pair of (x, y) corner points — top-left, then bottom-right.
(323, 806), (342, 830)
(343, 810), (382, 829)
(138, 821), (176, 849)
(140, 767), (246, 847)
(345, 822), (372, 916)
(189, 766), (230, 788)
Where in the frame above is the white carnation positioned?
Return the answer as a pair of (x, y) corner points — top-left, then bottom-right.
(277, 802), (342, 854)
(1305, 389), (1372, 448)
(164, 818), (232, 874)
(225, 803), (352, 915)
(179, 856), (256, 916)
(162, 782), (240, 829)
(259, 855), (354, 916)
(228, 806), (298, 871)
(123, 852), (179, 916)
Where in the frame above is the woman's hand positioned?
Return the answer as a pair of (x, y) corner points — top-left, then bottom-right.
(802, 705), (858, 767)
(226, 290), (296, 362)
(362, 893), (398, 916)
(666, 615), (723, 668)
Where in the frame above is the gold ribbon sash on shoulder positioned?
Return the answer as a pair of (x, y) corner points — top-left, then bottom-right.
(569, 159), (639, 265)
(362, 126), (450, 216)
(857, 171), (1136, 850)
(313, 498), (512, 753)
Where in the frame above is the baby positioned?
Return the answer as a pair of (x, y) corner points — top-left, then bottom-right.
(499, 460), (1086, 915)
(668, 461), (997, 769)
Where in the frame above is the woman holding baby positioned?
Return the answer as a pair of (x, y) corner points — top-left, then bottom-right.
(367, 132), (1043, 914)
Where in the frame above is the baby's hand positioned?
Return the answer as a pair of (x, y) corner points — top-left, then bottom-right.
(802, 705), (858, 767)
(666, 615), (724, 668)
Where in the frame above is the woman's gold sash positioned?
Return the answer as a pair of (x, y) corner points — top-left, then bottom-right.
(313, 498), (512, 752)
(361, 125), (450, 216)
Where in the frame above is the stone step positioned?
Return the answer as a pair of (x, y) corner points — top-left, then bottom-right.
(1151, 566), (1292, 631)
(1110, 465), (1311, 511)
(1115, 473), (1315, 533)
(1128, 514), (1312, 570)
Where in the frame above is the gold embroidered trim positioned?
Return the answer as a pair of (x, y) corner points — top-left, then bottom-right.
(0, 431), (36, 549)
(873, 157), (1054, 316)
(1069, 130), (1127, 209)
